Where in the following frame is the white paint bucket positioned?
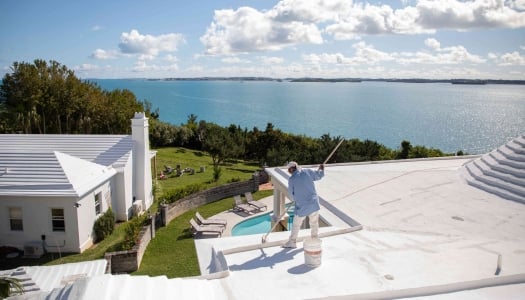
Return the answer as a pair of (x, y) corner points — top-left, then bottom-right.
(303, 237), (322, 267)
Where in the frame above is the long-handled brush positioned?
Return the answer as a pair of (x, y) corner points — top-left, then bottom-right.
(323, 138), (345, 165)
(260, 138), (345, 244)
(261, 202), (295, 243)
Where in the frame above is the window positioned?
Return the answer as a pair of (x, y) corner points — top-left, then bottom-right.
(95, 192), (101, 215)
(9, 207), (23, 231)
(51, 208), (65, 232)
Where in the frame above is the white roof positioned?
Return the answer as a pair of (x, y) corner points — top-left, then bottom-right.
(12, 135), (525, 299)
(0, 259), (107, 296)
(0, 134), (131, 197)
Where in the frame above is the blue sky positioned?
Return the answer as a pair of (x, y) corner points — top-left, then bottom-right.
(1, 0), (524, 79)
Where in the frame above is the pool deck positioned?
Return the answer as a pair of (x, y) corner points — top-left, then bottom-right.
(212, 195), (276, 237)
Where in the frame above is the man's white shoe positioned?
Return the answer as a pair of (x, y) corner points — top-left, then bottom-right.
(282, 240), (297, 248)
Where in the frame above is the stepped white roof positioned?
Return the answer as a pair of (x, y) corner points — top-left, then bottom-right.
(0, 259), (107, 295)
(0, 134), (131, 196)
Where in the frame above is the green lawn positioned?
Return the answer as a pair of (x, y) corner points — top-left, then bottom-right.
(23, 147), (271, 278)
(133, 190), (272, 278)
(154, 147), (261, 196)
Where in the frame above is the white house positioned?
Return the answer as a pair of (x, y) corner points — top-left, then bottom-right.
(0, 112), (154, 254)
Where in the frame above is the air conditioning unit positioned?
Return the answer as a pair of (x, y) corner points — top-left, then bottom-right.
(132, 200), (144, 217)
(24, 241), (44, 258)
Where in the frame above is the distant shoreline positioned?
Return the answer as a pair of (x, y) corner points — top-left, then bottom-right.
(137, 77), (525, 85)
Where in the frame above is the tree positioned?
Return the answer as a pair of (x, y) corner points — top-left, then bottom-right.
(201, 123), (243, 181)
(0, 276), (24, 298)
(0, 59), (150, 135)
(397, 140), (412, 159)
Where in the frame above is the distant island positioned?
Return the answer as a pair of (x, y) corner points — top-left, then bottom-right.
(154, 77), (525, 85)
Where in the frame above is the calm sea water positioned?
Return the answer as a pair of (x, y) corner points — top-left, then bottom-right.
(93, 79), (525, 154)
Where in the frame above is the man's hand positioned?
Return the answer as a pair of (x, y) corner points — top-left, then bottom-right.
(319, 164), (324, 171)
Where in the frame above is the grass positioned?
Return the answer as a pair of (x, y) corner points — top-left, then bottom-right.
(133, 190), (272, 278)
(1, 147), (271, 278)
(154, 147), (261, 197)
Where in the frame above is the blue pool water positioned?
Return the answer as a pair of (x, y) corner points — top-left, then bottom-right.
(232, 211), (294, 236)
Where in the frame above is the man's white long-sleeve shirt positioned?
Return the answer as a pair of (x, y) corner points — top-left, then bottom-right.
(287, 168), (324, 217)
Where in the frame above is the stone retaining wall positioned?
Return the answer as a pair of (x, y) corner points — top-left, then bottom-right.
(105, 216), (155, 274)
(160, 175), (260, 226)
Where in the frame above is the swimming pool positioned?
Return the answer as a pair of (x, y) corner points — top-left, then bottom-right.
(232, 211), (294, 236)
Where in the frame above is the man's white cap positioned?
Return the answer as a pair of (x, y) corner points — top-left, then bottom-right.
(286, 161), (299, 169)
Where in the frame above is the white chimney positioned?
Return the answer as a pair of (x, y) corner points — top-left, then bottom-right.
(131, 112), (153, 208)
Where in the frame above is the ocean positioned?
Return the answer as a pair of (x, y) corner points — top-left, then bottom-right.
(92, 79), (525, 154)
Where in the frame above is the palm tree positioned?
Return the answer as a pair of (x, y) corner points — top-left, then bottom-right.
(0, 276), (24, 298)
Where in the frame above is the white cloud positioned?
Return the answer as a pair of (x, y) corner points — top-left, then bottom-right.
(185, 65), (205, 73)
(416, 0), (525, 29)
(487, 52), (498, 60)
(91, 25), (103, 31)
(437, 45), (486, 64)
(75, 64), (100, 71)
(222, 57), (251, 64)
(270, 0), (347, 23)
(259, 56), (284, 65)
(498, 51), (525, 65)
(91, 49), (119, 60)
(326, 3), (431, 39)
(132, 60), (179, 73)
(425, 38), (440, 50)
(138, 54), (156, 61)
(302, 39), (485, 70)
(201, 0), (525, 54)
(119, 29), (185, 56)
(164, 54), (179, 63)
(302, 42), (394, 67)
(353, 41), (395, 63)
(200, 6), (323, 55)
(510, 0), (525, 10)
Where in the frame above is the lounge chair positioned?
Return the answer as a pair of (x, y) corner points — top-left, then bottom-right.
(164, 165), (174, 174)
(189, 218), (223, 237)
(233, 195), (258, 214)
(244, 192), (267, 211)
(195, 211), (227, 227)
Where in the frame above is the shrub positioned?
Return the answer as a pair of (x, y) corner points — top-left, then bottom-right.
(228, 177), (241, 183)
(0, 277), (24, 298)
(212, 166), (222, 182)
(93, 208), (115, 243)
(163, 183), (204, 204)
(120, 215), (147, 251)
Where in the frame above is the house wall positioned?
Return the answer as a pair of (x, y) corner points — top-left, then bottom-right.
(0, 195), (80, 253)
(77, 181), (113, 253)
(112, 158), (134, 221)
(0, 180), (114, 253)
(131, 112), (153, 210)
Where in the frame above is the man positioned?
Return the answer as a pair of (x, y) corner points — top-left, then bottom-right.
(282, 161), (324, 248)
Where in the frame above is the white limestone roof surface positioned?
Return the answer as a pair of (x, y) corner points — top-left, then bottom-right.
(0, 134), (130, 196)
(24, 259), (107, 292)
(194, 156), (525, 299)
(0, 134), (132, 167)
(1, 259), (107, 297)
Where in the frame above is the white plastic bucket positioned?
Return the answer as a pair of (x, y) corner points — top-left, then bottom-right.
(303, 237), (322, 267)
